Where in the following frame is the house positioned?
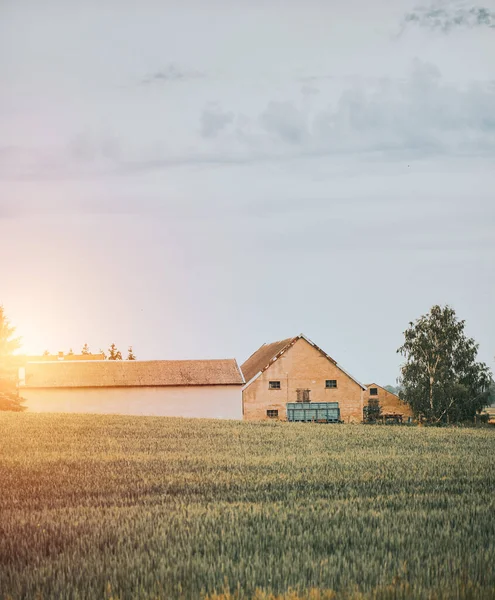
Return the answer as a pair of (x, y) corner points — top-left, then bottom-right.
(364, 383), (413, 421)
(19, 359), (244, 419)
(241, 334), (366, 423)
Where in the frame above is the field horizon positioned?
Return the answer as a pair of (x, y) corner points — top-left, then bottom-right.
(1, 413), (494, 600)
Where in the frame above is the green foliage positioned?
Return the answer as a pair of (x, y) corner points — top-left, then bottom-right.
(363, 398), (382, 423)
(81, 343), (91, 355)
(127, 346), (136, 360)
(383, 384), (401, 395)
(0, 414), (494, 599)
(0, 375), (24, 411)
(0, 306), (24, 412)
(398, 305), (492, 423)
(0, 305), (21, 357)
(487, 382), (495, 407)
(107, 343), (122, 361)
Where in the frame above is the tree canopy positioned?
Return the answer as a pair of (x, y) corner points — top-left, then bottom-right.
(108, 343), (123, 361)
(0, 306), (24, 411)
(398, 305), (492, 423)
(0, 306), (21, 357)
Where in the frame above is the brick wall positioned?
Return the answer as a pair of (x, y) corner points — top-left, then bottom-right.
(242, 338), (364, 423)
(365, 384), (413, 419)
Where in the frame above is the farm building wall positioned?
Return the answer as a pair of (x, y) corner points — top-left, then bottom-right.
(21, 385), (243, 419)
(365, 384), (414, 419)
(242, 338), (363, 423)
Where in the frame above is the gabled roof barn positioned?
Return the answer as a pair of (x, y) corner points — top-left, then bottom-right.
(241, 334), (365, 390)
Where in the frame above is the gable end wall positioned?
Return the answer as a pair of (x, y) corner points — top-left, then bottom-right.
(365, 385), (414, 419)
(242, 338), (363, 423)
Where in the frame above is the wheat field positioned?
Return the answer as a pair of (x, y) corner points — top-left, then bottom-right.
(0, 413), (494, 600)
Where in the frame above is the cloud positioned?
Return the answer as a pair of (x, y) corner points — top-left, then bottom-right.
(68, 132), (121, 163)
(2, 61), (494, 182)
(401, 4), (495, 33)
(200, 105), (234, 138)
(246, 60), (495, 157)
(259, 102), (309, 145)
(142, 64), (205, 84)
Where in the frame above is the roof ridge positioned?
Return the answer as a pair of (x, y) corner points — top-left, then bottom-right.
(241, 334), (366, 391)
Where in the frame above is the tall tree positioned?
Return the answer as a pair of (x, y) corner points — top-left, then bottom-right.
(0, 306), (24, 411)
(0, 306), (21, 357)
(127, 346), (136, 360)
(81, 343), (91, 355)
(398, 305), (492, 423)
(107, 343), (122, 361)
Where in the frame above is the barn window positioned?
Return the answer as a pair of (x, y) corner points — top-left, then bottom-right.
(267, 409), (279, 418)
(269, 381), (281, 390)
(296, 389), (311, 402)
(325, 380), (337, 389)
(370, 387), (378, 396)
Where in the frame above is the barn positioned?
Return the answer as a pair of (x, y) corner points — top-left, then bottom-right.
(365, 383), (413, 422)
(241, 334), (366, 423)
(19, 359), (244, 419)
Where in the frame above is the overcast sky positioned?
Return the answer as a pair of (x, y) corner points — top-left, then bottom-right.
(1, 0), (494, 384)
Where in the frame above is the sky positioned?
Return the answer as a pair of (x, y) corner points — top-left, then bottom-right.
(1, 0), (494, 385)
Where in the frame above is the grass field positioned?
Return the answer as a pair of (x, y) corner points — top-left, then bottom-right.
(0, 414), (494, 600)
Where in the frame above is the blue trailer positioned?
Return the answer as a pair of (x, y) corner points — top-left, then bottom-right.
(286, 402), (340, 423)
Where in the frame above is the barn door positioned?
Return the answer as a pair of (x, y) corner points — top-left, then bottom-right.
(296, 388), (311, 402)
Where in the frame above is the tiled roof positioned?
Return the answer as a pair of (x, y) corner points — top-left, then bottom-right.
(241, 334), (365, 390)
(240, 337), (297, 383)
(23, 359), (244, 388)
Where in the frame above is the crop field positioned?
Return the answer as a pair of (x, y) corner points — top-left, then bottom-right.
(0, 414), (494, 600)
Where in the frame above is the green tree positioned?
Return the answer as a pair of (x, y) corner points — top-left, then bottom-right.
(0, 306), (24, 411)
(81, 343), (91, 355)
(487, 382), (495, 407)
(127, 346), (136, 360)
(398, 305), (492, 423)
(384, 384), (400, 394)
(0, 306), (21, 356)
(363, 398), (382, 423)
(107, 343), (122, 361)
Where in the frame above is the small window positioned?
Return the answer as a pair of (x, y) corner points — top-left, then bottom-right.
(370, 387), (378, 396)
(325, 380), (337, 389)
(269, 381), (281, 390)
(296, 389), (311, 402)
(267, 409), (279, 418)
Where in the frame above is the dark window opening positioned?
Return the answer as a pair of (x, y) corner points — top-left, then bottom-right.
(267, 409), (279, 418)
(370, 387), (378, 396)
(296, 388), (311, 402)
(269, 381), (281, 390)
(325, 380), (337, 389)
